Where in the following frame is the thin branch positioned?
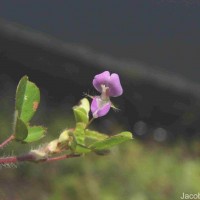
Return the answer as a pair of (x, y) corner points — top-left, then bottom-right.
(0, 154), (34, 164)
(85, 118), (95, 129)
(0, 134), (15, 149)
(0, 153), (80, 165)
(45, 154), (81, 162)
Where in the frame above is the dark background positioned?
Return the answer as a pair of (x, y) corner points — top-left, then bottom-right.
(0, 0), (200, 142)
(0, 0), (200, 81)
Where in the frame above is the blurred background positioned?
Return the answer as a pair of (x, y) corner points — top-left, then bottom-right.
(0, 1), (200, 199)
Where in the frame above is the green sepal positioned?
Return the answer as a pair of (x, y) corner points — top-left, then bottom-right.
(89, 131), (133, 150)
(23, 126), (46, 143)
(14, 117), (28, 141)
(15, 76), (40, 123)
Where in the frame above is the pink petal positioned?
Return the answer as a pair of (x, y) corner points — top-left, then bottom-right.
(91, 96), (111, 118)
(108, 73), (123, 97)
(92, 71), (110, 93)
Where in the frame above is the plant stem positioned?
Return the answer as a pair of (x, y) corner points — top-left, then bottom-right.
(0, 153), (80, 165)
(0, 134), (15, 149)
(0, 153), (34, 164)
(85, 118), (95, 129)
(46, 154), (80, 162)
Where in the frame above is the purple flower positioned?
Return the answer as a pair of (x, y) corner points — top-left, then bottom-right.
(91, 71), (123, 118)
(93, 71), (123, 97)
(91, 96), (111, 118)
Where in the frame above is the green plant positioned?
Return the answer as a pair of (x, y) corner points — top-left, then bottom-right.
(0, 71), (132, 165)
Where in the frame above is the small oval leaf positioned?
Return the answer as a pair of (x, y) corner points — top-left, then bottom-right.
(73, 98), (90, 124)
(73, 107), (88, 124)
(79, 98), (90, 114)
(85, 129), (108, 145)
(89, 131), (133, 150)
(85, 129), (108, 140)
(15, 117), (28, 141)
(74, 144), (91, 154)
(23, 126), (46, 143)
(16, 76), (40, 123)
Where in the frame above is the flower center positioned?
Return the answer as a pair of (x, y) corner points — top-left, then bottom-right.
(100, 85), (110, 101)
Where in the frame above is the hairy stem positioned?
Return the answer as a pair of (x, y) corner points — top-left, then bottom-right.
(0, 134), (15, 149)
(0, 153), (80, 164)
(45, 154), (81, 162)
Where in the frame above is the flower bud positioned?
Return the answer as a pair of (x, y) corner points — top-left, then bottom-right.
(58, 130), (70, 143)
(30, 149), (48, 161)
(47, 139), (59, 154)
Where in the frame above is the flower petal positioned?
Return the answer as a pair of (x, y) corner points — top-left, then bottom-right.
(92, 71), (110, 93)
(96, 102), (111, 118)
(91, 96), (99, 114)
(108, 73), (123, 97)
(91, 96), (111, 118)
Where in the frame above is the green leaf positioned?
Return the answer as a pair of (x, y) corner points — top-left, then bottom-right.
(73, 107), (88, 124)
(85, 129), (108, 140)
(89, 131), (133, 150)
(73, 98), (90, 124)
(74, 144), (91, 154)
(67, 123), (91, 154)
(74, 123), (85, 145)
(23, 126), (46, 143)
(78, 98), (90, 114)
(15, 76), (40, 123)
(67, 131), (91, 154)
(85, 129), (108, 145)
(14, 117), (28, 141)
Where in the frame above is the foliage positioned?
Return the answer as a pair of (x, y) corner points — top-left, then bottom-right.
(0, 91), (199, 199)
(0, 74), (132, 163)
(14, 76), (46, 142)
(2, 73), (198, 200)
